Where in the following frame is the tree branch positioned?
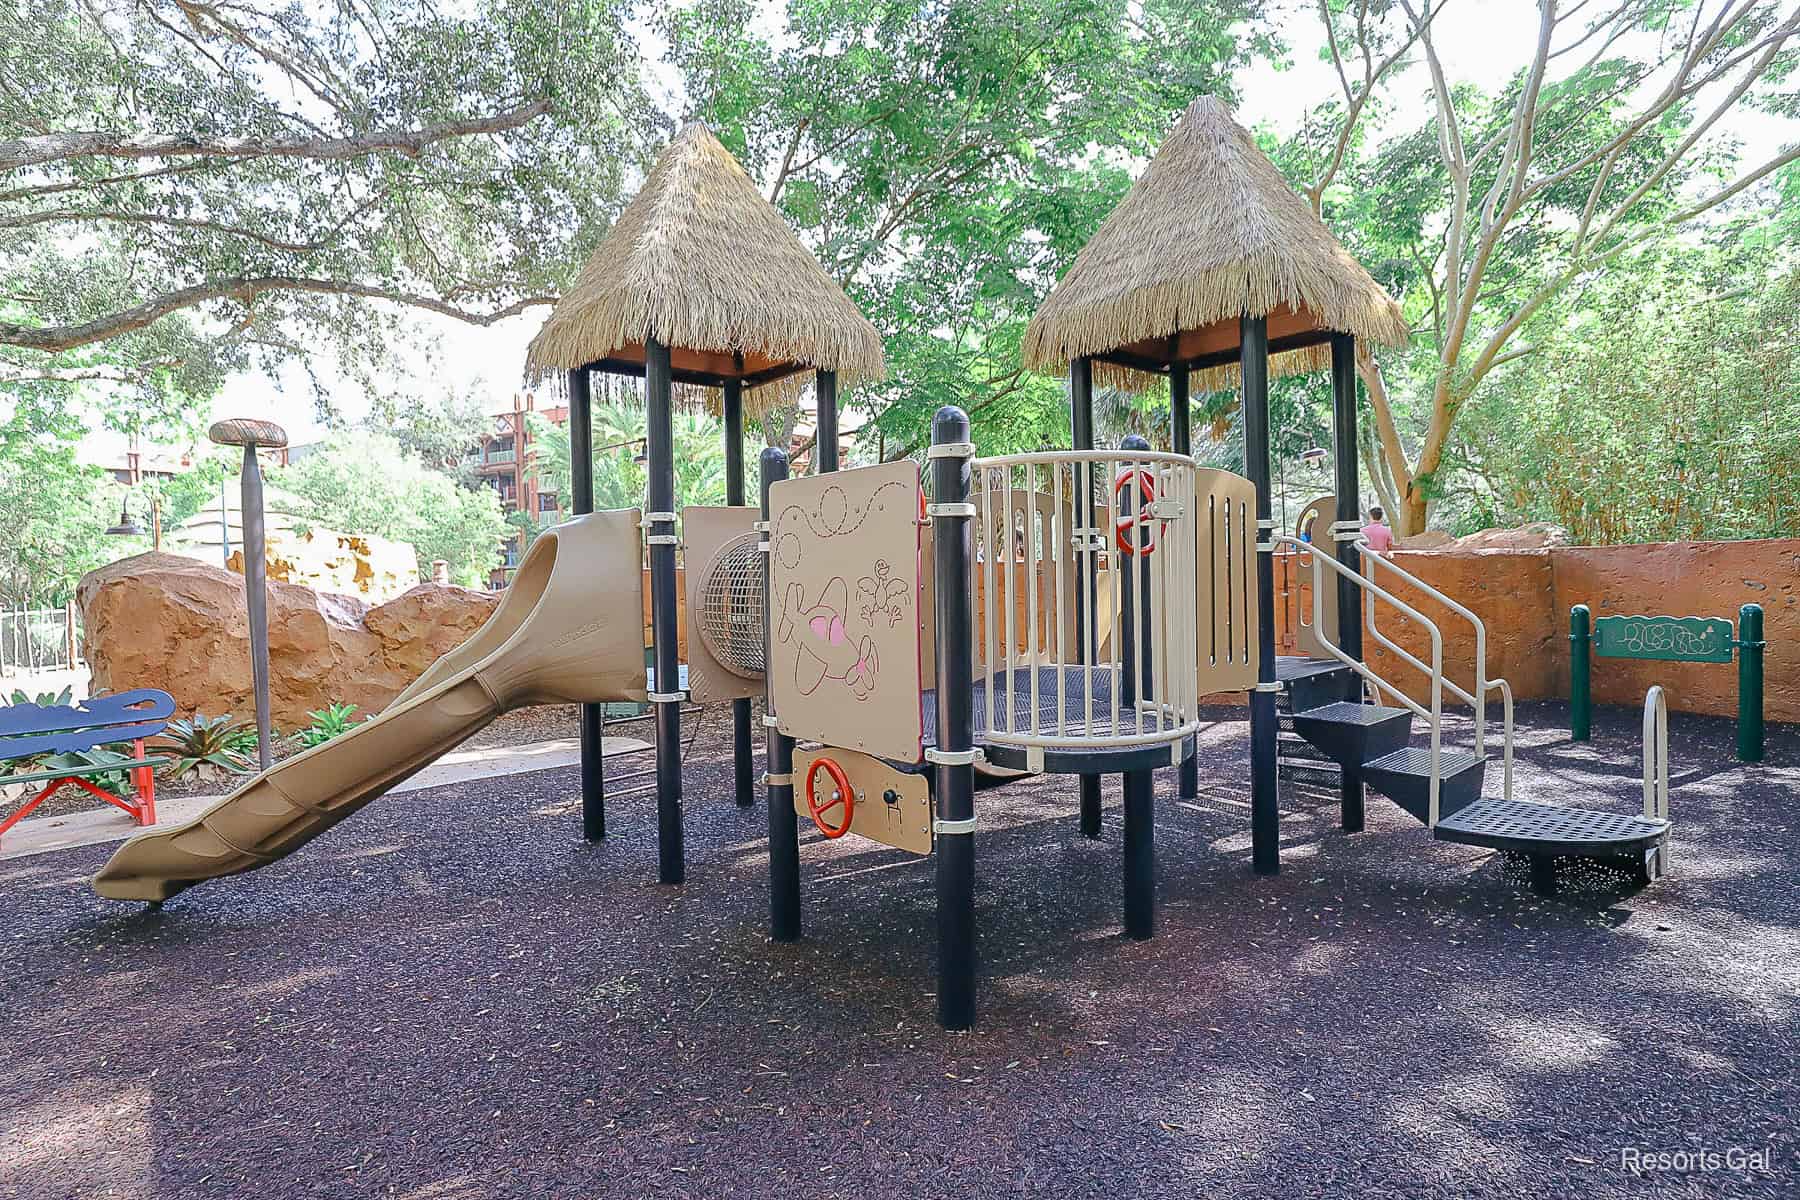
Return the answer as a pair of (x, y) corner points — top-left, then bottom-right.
(0, 100), (551, 174)
(0, 277), (556, 353)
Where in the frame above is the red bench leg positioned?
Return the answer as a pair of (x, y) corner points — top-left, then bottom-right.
(131, 738), (156, 825)
(0, 777), (73, 842)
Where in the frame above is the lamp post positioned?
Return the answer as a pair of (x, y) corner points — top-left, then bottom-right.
(209, 418), (288, 772)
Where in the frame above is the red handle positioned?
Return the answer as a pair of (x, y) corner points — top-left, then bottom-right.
(805, 757), (856, 839)
(1112, 468), (1162, 556)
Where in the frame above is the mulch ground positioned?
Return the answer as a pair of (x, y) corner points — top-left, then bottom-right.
(1, 700), (1795, 1199)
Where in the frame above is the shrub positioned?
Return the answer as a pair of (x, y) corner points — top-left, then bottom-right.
(154, 714), (259, 779)
(298, 703), (363, 748)
(5, 686), (73, 708)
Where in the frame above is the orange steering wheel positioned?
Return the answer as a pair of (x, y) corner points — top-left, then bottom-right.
(1112, 467), (1164, 556)
(805, 757), (856, 838)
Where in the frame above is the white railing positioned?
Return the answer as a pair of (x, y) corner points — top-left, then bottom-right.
(970, 449), (1200, 759)
(1354, 542), (1515, 801)
(1644, 685), (1670, 878)
(0, 605), (82, 676)
(1275, 533), (1447, 824)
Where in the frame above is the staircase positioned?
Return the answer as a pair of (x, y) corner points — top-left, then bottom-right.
(1273, 539), (1671, 895)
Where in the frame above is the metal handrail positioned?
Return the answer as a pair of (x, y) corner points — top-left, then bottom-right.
(1354, 541), (1515, 800)
(1274, 534), (1446, 825)
(1644, 685), (1670, 878)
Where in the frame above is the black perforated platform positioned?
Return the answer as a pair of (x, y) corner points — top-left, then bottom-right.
(1434, 797), (1669, 856)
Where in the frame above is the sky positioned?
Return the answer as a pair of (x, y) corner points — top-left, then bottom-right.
(185, 1), (1792, 451)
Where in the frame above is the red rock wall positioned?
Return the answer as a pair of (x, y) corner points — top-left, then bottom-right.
(1271, 539), (1798, 722)
(79, 553), (497, 729)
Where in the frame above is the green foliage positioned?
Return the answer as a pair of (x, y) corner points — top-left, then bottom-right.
(297, 703), (363, 749)
(1, 0), (648, 432)
(0, 435), (127, 607)
(1454, 248), (1800, 543)
(663, 0), (1264, 458)
(157, 450), (239, 530)
(276, 434), (509, 586)
(528, 407), (729, 513)
(33, 747), (133, 797)
(6, 686), (73, 708)
(153, 713), (258, 778)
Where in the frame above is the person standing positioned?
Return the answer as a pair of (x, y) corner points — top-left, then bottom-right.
(1361, 505), (1395, 554)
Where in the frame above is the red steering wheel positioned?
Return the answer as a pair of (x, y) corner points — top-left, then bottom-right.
(1112, 467), (1165, 556)
(805, 757), (856, 838)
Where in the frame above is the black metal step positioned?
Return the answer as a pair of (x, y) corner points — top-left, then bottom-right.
(1434, 799), (1669, 855)
(1291, 701), (1413, 769)
(1363, 747), (1487, 824)
(1275, 656), (1362, 714)
(1434, 798), (1671, 895)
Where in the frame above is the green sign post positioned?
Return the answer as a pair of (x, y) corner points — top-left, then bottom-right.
(1570, 603), (1764, 762)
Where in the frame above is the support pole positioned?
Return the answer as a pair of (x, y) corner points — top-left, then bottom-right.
(1242, 315), (1280, 875)
(932, 406), (977, 1030)
(724, 378), (754, 806)
(1122, 767), (1154, 939)
(1071, 357), (1103, 837)
(1170, 366), (1198, 800)
(239, 444), (273, 772)
(1738, 603), (1764, 763)
(762, 448), (800, 941)
(568, 367), (606, 840)
(1570, 604), (1592, 742)
(1329, 333), (1365, 833)
(645, 338), (684, 884)
(815, 369), (839, 473)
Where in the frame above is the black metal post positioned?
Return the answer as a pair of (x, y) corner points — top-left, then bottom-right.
(568, 368), (606, 841)
(1122, 768), (1154, 938)
(1242, 315), (1280, 875)
(762, 447), (800, 941)
(1070, 357), (1103, 837)
(932, 406), (977, 1030)
(645, 338), (684, 884)
(1329, 333), (1365, 833)
(239, 444), (273, 772)
(724, 378), (755, 807)
(815, 369), (839, 473)
(1170, 366), (1198, 800)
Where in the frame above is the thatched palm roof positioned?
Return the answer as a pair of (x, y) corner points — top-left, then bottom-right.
(1023, 96), (1408, 392)
(525, 124), (885, 414)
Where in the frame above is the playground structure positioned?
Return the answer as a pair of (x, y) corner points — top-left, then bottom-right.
(1571, 603), (1765, 762)
(91, 100), (1679, 1029)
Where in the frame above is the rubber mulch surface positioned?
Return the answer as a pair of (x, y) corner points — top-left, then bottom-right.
(1, 701), (1795, 1198)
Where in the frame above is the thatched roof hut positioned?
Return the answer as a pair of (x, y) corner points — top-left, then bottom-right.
(525, 123), (885, 416)
(1023, 96), (1407, 391)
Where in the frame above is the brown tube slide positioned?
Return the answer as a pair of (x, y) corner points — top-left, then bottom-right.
(92, 510), (647, 903)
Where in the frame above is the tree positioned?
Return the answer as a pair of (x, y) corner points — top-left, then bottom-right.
(1, 0), (650, 426)
(661, 0), (1268, 459)
(1453, 245), (1800, 542)
(367, 384), (496, 487)
(528, 407), (730, 514)
(275, 434), (508, 587)
(0, 438), (124, 608)
(1292, 0), (1800, 534)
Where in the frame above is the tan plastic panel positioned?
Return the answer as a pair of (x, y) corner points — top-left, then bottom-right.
(792, 745), (931, 856)
(1194, 469), (1258, 693)
(682, 505), (762, 703)
(1292, 494), (1338, 659)
(92, 510), (648, 903)
(767, 462), (924, 763)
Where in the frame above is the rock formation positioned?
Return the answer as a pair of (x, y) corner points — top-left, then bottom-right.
(78, 552), (496, 729)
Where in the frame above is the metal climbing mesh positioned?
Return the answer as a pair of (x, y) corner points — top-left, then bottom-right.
(698, 532), (766, 677)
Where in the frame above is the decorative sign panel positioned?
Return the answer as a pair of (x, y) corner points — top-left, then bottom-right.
(767, 462), (924, 763)
(1594, 614), (1735, 663)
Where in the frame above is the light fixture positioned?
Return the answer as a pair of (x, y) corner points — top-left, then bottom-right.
(1300, 447), (1328, 466)
(105, 498), (144, 537)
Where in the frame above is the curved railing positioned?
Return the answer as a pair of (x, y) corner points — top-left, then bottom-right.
(1274, 534), (1447, 824)
(1644, 685), (1670, 878)
(1353, 541), (1515, 801)
(969, 449), (1200, 759)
